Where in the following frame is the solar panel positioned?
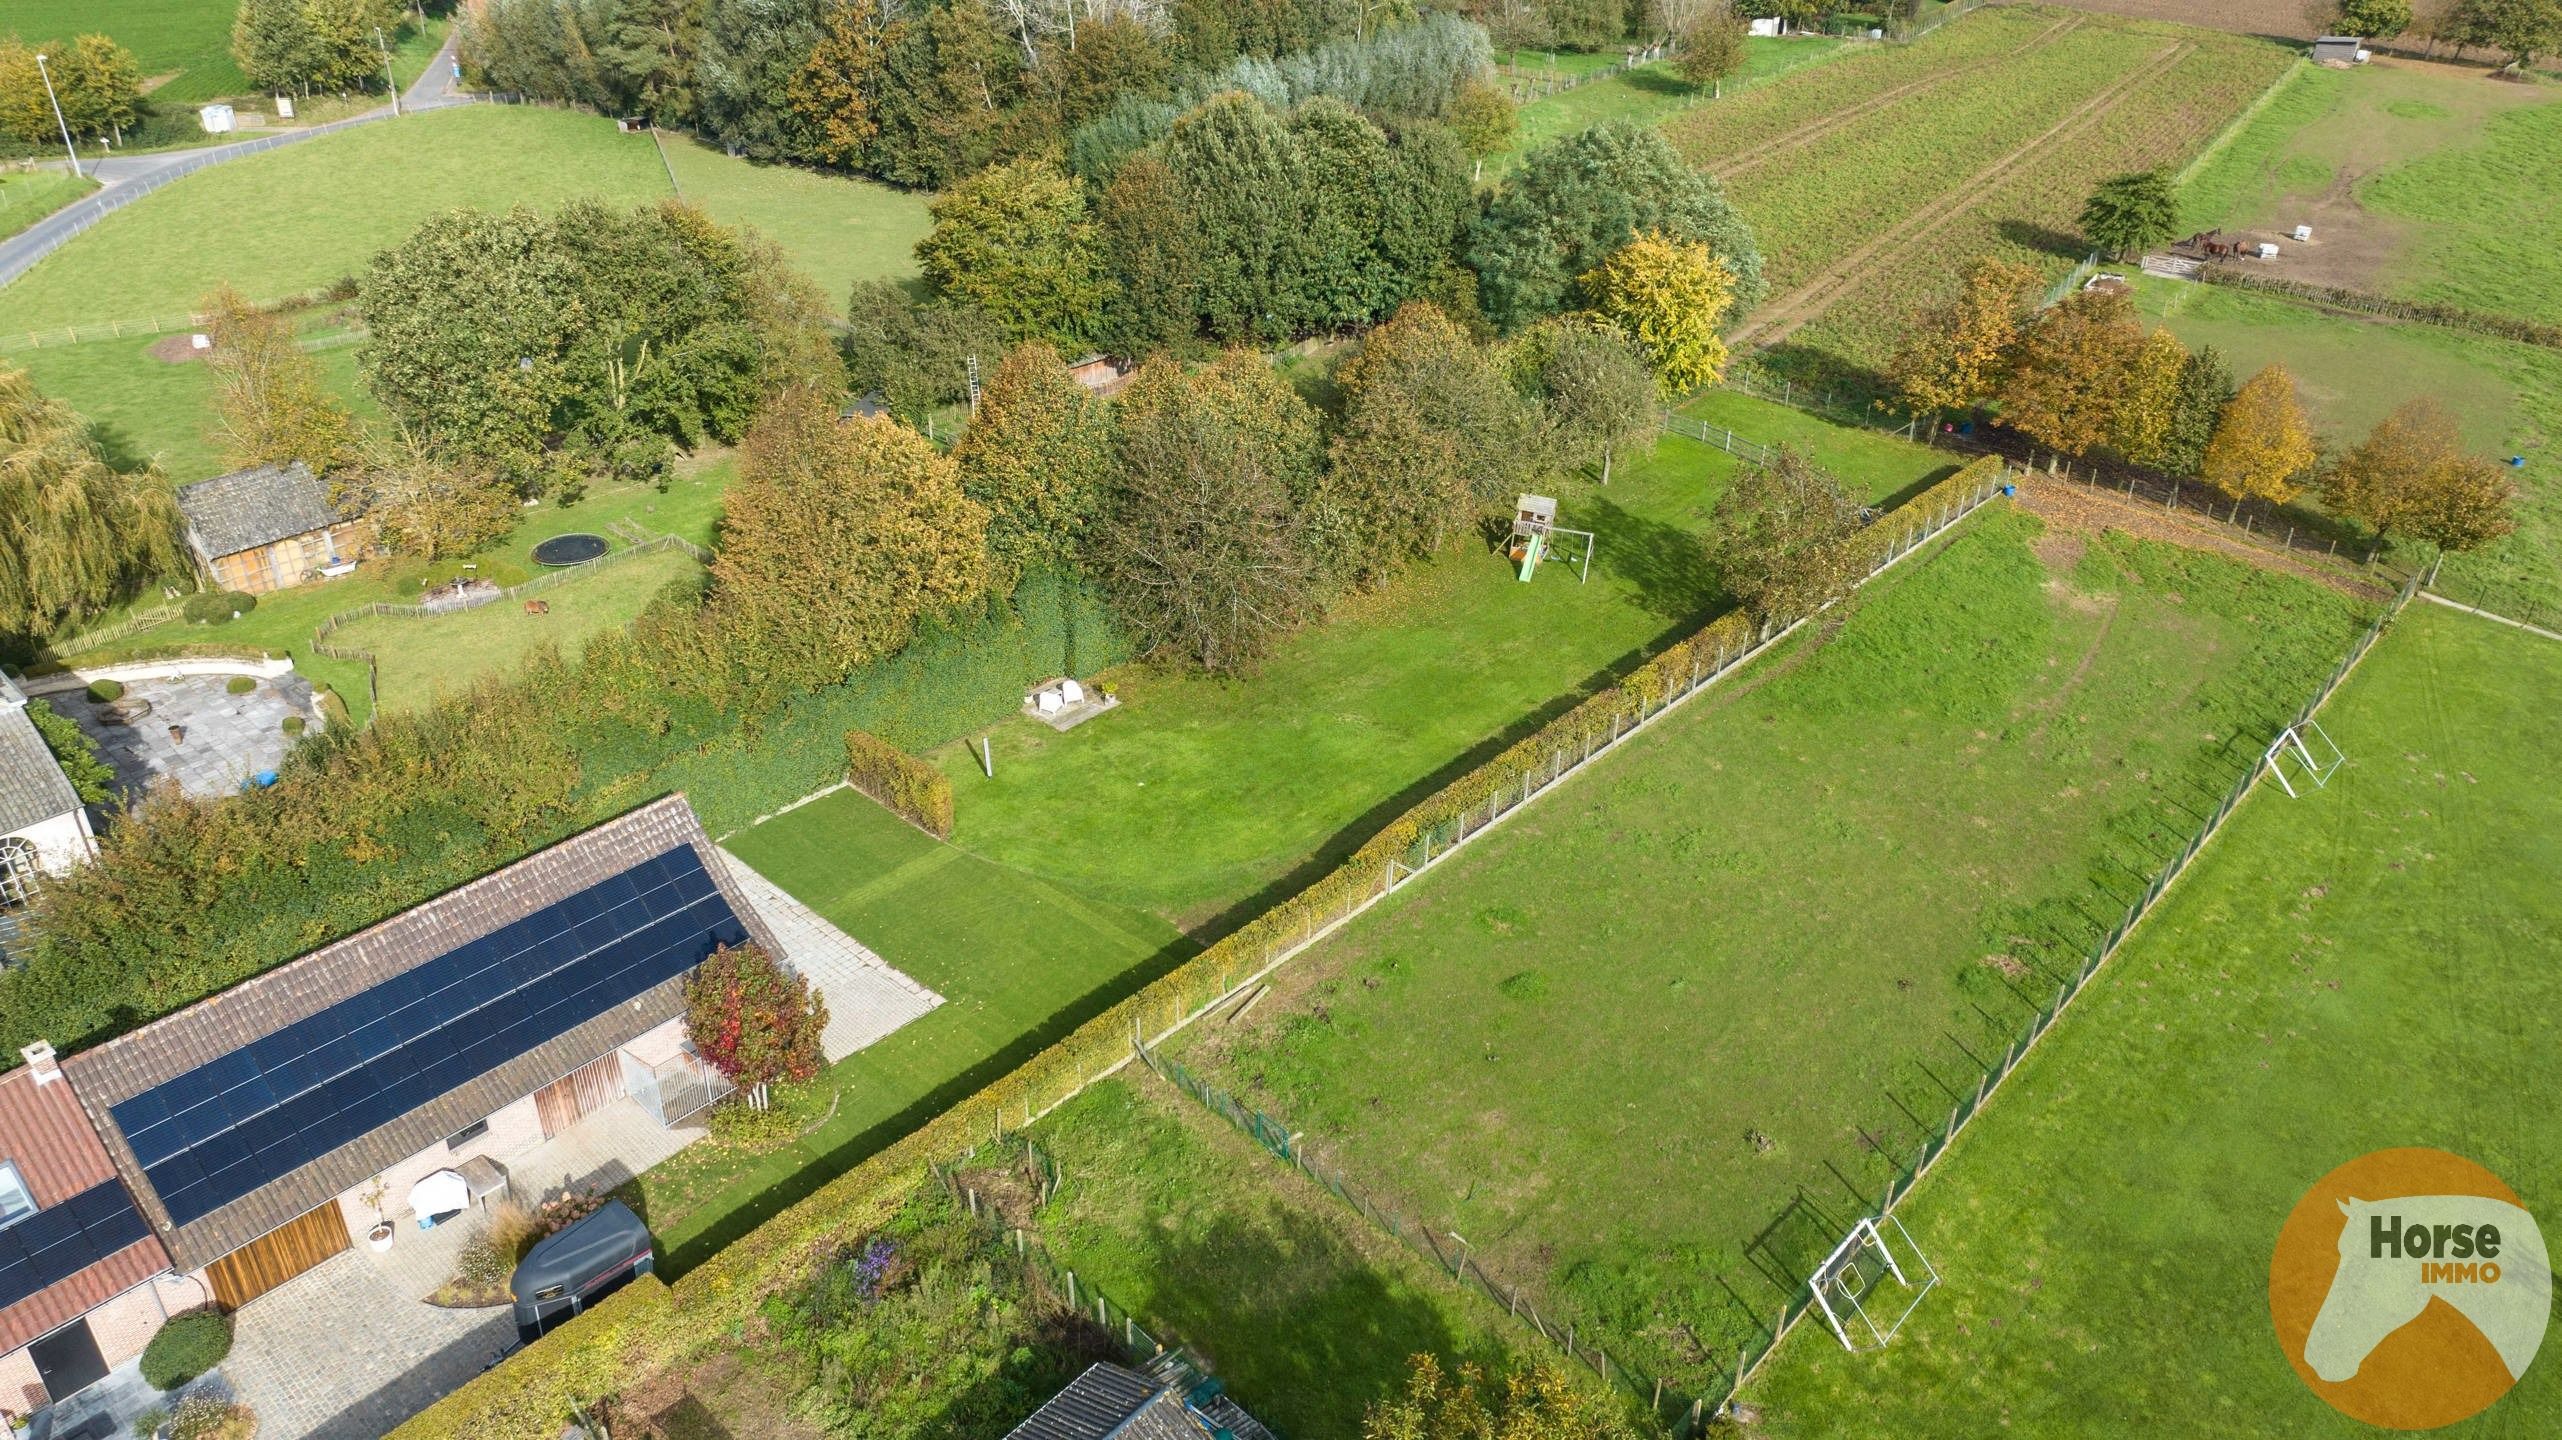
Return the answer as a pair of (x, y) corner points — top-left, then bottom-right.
(0, 1181), (151, 1310)
(107, 846), (744, 1229)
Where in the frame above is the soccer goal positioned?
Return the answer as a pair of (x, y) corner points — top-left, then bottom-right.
(2261, 718), (2345, 798)
(1807, 1214), (1940, 1353)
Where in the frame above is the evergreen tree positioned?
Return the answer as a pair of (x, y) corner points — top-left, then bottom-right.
(2078, 169), (2180, 261)
(2158, 343), (2232, 477)
(1096, 154), (1209, 355)
(1164, 91), (1310, 341)
(916, 157), (1110, 346)
(697, 0), (827, 162)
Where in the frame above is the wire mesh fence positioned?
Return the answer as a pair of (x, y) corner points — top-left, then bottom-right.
(1716, 563), (2429, 1412)
(1656, 411), (1781, 465)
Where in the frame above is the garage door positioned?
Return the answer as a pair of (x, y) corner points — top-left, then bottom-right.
(206, 1201), (351, 1309)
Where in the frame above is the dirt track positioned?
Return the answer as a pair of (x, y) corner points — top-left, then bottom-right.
(2013, 473), (2391, 600)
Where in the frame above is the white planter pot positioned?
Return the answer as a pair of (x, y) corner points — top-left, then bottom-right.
(368, 1225), (395, 1252)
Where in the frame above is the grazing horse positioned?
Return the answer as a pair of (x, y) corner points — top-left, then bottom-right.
(2306, 1195), (2552, 1384)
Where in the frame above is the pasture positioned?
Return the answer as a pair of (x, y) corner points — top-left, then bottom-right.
(0, 171), (93, 242)
(1741, 602), (2562, 1437)
(1663, 3), (2293, 370)
(1488, 38), (1844, 176)
(6, 0), (246, 104)
(1032, 1073), (1537, 1436)
(1169, 506), (2373, 1394)
(2178, 58), (2562, 323)
(929, 393), (1956, 929)
(3, 105), (927, 335)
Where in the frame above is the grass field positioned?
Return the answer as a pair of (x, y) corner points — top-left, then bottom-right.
(1663, 4), (2293, 370)
(327, 545), (703, 713)
(1487, 38), (1844, 177)
(4, 105), (927, 334)
(51, 461), (732, 725)
(0, 171), (94, 242)
(1169, 505), (2373, 1393)
(928, 392), (1955, 930)
(2131, 276), (2562, 619)
(1032, 1073), (1539, 1435)
(1741, 602), (2562, 1437)
(7, 0), (246, 103)
(2177, 58), (2562, 324)
(641, 790), (1191, 1268)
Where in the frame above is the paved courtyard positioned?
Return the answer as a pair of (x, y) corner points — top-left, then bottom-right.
(64, 674), (320, 800)
(223, 1251), (509, 1440)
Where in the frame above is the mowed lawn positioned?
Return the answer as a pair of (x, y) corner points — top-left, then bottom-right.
(1174, 507), (2372, 1392)
(1743, 602), (2562, 1438)
(1033, 1074), (1539, 1436)
(9, 323), (374, 482)
(327, 547), (703, 714)
(932, 395), (1957, 929)
(4, 105), (928, 334)
(641, 790), (1190, 1269)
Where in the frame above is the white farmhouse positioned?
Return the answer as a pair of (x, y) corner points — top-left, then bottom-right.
(0, 672), (94, 904)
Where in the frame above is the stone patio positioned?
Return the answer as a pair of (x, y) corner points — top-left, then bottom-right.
(63, 674), (319, 800)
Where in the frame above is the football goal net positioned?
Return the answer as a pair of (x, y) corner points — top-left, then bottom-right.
(2261, 718), (2344, 798)
(1807, 1215), (1940, 1353)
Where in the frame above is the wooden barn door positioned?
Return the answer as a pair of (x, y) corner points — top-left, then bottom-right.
(534, 1052), (626, 1139)
(207, 1202), (351, 1309)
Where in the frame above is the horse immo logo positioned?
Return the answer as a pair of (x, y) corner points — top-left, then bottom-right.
(2271, 1148), (2554, 1430)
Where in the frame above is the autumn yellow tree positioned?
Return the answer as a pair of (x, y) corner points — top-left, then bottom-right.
(712, 388), (994, 689)
(1885, 257), (2038, 426)
(789, 3), (894, 168)
(2321, 398), (2517, 552)
(1578, 231), (1737, 395)
(1364, 1355), (1638, 1440)
(2201, 364), (2317, 504)
(1994, 288), (2143, 459)
(204, 284), (361, 478)
(2109, 327), (2189, 469)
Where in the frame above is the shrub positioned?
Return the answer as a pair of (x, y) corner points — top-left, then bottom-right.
(139, 1308), (233, 1391)
(181, 591), (254, 625)
(281, 715), (306, 736)
(843, 730), (954, 839)
(84, 678), (124, 703)
(708, 1093), (805, 1153)
(162, 1395), (255, 1440)
(456, 1232), (515, 1291)
(225, 676), (257, 695)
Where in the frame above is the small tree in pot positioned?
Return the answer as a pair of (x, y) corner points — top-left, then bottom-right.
(684, 943), (827, 1110)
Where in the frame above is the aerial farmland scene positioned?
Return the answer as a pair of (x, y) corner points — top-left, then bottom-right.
(0, 0), (2554, 1434)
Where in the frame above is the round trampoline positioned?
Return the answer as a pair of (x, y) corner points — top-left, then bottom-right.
(532, 533), (609, 567)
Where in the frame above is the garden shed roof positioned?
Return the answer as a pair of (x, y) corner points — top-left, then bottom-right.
(1005, 1363), (1210, 1440)
(175, 461), (346, 559)
(61, 794), (783, 1271)
(0, 672), (83, 837)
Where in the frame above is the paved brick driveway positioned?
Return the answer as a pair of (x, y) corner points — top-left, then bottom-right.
(222, 1253), (509, 1440)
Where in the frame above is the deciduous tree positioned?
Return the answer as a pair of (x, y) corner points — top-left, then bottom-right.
(2449, 0), (2562, 68)
(1994, 288), (2143, 458)
(2330, 0), (2414, 38)
(2109, 326), (2190, 469)
(951, 344), (1114, 586)
(1673, 2), (1749, 93)
(1467, 121), (1763, 332)
(1523, 317), (1657, 484)
(712, 389), (995, 689)
(0, 36), (143, 147)
(916, 156), (1110, 345)
(1096, 153), (1209, 355)
(205, 285), (363, 478)
(1444, 75), (1517, 157)
(683, 942), (828, 1107)
(0, 367), (186, 644)
(788, 0), (893, 167)
(349, 428), (519, 560)
(1705, 446), (1864, 626)
(1090, 352), (1324, 670)
(1326, 302), (1534, 578)
(25, 700), (114, 807)
(2320, 397), (2516, 551)
(2078, 169), (2180, 261)
(1884, 257), (2037, 424)
(2201, 363), (2317, 503)
(1579, 232), (1736, 394)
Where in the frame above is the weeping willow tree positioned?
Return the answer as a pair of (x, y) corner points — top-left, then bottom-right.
(0, 365), (188, 646)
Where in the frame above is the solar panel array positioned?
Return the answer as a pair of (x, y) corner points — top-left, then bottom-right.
(109, 847), (747, 1229)
(0, 1180), (151, 1310)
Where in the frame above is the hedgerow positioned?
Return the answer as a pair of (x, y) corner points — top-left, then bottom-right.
(844, 732), (954, 840)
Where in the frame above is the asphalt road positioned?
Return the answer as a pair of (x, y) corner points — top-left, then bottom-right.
(0, 33), (469, 296)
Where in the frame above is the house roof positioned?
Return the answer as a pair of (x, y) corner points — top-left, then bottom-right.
(61, 795), (781, 1270)
(0, 1065), (169, 1356)
(1006, 1364), (1210, 1440)
(174, 462), (346, 560)
(0, 673), (84, 839)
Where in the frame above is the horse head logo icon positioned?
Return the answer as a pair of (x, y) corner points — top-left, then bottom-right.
(2274, 1151), (2552, 1429)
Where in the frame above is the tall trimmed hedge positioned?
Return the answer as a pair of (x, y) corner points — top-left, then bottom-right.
(391, 457), (2010, 1440)
(844, 732), (954, 839)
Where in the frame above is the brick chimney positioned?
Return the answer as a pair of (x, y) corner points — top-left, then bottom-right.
(20, 1040), (60, 1085)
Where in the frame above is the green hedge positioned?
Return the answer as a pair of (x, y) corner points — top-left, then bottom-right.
(140, 1308), (232, 1391)
(844, 731), (954, 839)
(391, 458), (2010, 1440)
